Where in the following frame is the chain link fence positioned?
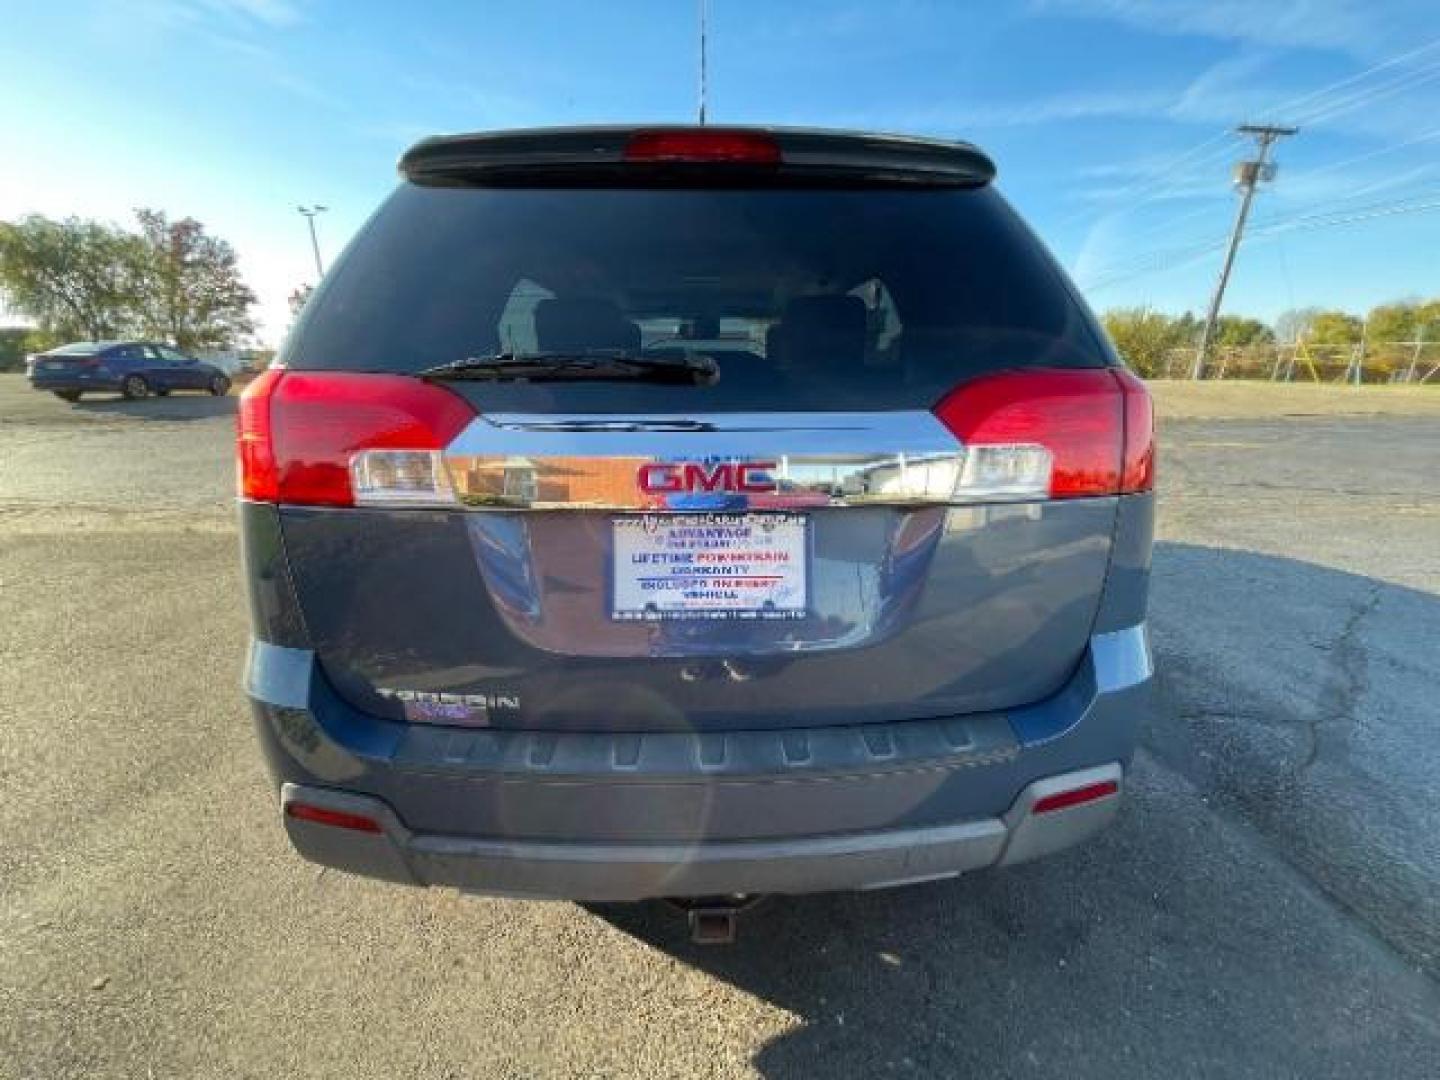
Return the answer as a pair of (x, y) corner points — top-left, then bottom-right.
(1155, 341), (1440, 383)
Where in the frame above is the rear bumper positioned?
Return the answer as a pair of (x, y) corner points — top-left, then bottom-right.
(245, 624), (1150, 900)
(280, 763), (1122, 901)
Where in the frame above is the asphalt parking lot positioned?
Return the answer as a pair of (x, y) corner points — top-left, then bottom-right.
(2, 375), (1437, 1078)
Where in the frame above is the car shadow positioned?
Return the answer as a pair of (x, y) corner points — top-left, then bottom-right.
(584, 543), (1440, 1077)
(72, 393), (237, 422)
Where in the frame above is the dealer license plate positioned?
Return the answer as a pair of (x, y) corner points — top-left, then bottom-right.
(611, 513), (808, 621)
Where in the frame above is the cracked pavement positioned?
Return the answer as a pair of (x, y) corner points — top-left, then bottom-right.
(1150, 416), (1440, 976)
(1, 377), (1438, 1078)
(1298, 582), (1381, 775)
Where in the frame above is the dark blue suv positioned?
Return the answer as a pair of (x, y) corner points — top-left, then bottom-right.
(239, 126), (1155, 923)
(28, 340), (232, 402)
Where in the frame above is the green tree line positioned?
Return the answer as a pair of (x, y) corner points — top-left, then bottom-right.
(1102, 300), (1440, 377)
(0, 211), (256, 356)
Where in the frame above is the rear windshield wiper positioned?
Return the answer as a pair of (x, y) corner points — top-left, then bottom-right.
(416, 351), (719, 386)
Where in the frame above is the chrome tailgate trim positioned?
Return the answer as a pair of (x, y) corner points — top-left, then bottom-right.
(443, 410), (966, 511)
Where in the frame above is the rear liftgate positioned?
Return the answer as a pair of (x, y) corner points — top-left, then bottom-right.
(240, 127), (1155, 938)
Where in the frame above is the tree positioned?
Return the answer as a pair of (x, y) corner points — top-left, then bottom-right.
(1275, 307), (1322, 345)
(0, 327), (61, 372)
(1307, 310), (1363, 346)
(1170, 311), (1201, 348)
(1214, 316), (1275, 347)
(1417, 300), (1440, 343)
(1365, 302), (1416, 343)
(131, 209), (256, 350)
(1365, 299), (1440, 343)
(1101, 307), (1185, 377)
(0, 215), (143, 339)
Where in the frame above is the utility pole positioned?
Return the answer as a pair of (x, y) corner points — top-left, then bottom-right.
(697, 0), (708, 124)
(1191, 124), (1297, 379)
(296, 205), (328, 279)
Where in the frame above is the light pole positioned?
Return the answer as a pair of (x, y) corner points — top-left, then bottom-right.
(296, 204), (328, 279)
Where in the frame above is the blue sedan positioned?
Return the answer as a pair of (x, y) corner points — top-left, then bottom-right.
(28, 341), (232, 402)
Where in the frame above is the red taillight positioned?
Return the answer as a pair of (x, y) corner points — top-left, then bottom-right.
(1032, 779), (1120, 815)
(237, 368), (283, 501)
(1113, 367), (1155, 493)
(236, 370), (475, 507)
(624, 129), (782, 164)
(933, 368), (1149, 499)
(284, 802), (383, 833)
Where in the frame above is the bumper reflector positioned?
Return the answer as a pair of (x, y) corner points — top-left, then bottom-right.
(1030, 779), (1120, 815)
(285, 802), (383, 833)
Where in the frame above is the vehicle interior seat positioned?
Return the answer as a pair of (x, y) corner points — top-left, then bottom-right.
(534, 297), (641, 353)
(771, 295), (870, 398)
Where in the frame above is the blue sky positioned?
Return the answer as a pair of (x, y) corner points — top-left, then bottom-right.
(1, 0), (1437, 344)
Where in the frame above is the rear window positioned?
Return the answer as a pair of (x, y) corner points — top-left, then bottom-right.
(285, 184), (1109, 411)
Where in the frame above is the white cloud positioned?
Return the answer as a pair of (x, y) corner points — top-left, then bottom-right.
(1029, 0), (1404, 57)
(937, 89), (1178, 127)
(1072, 212), (1132, 285)
(1168, 50), (1278, 119)
(777, 88), (1179, 136)
(194, 0), (305, 28)
(124, 0), (306, 33)
(796, 30), (1434, 145)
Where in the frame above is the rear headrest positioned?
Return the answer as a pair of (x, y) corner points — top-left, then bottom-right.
(685, 315), (720, 340)
(776, 295), (867, 369)
(534, 298), (640, 353)
(765, 324), (784, 364)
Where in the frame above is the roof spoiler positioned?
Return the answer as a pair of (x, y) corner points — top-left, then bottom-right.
(399, 125), (996, 188)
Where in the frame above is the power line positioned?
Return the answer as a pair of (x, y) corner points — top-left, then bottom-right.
(1260, 34), (1440, 118)
(1275, 125), (1440, 191)
(1068, 40), (1440, 314)
(1080, 91), (1440, 260)
(1077, 97), (1440, 285)
(1085, 130), (1440, 280)
(1058, 136), (1236, 228)
(1106, 193), (1228, 251)
(1269, 186), (1440, 224)
(1085, 197), (1438, 292)
(1063, 37), (1440, 230)
(1082, 240), (1228, 293)
(1287, 60), (1440, 129)
(1254, 193), (1440, 236)
(1083, 190), (1440, 293)
(1116, 141), (1244, 216)
(1278, 42), (1440, 123)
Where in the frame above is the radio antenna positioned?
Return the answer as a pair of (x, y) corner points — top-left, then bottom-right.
(698, 0), (709, 124)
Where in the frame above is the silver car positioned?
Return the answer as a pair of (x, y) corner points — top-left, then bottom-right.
(239, 126), (1155, 935)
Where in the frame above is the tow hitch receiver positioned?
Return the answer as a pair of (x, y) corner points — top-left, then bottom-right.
(667, 895), (764, 945)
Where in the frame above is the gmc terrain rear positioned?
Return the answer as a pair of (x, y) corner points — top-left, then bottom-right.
(239, 125), (1155, 911)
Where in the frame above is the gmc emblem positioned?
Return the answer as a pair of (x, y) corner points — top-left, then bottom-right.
(637, 460), (778, 494)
